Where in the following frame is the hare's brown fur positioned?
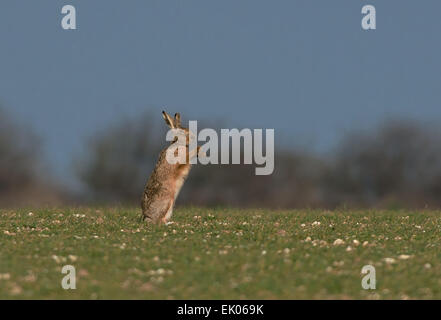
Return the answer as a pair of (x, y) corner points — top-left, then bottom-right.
(141, 111), (195, 224)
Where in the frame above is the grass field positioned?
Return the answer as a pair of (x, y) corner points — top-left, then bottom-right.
(1, 207), (440, 299)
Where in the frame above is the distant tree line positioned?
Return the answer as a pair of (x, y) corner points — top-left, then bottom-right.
(75, 112), (441, 209)
(2, 107), (441, 209)
(0, 108), (64, 206)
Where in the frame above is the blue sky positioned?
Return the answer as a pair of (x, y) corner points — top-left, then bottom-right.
(1, 0), (441, 186)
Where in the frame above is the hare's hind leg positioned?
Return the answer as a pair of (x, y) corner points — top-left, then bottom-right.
(142, 199), (171, 224)
(162, 200), (175, 224)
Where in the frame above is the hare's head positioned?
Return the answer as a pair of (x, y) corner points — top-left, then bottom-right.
(162, 111), (196, 147)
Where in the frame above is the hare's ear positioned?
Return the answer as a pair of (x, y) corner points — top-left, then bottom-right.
(174, 113), (181, 128)
(162, 111), (175, 128)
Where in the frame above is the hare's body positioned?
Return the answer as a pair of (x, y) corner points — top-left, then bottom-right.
(141, 111), (197, 224)
(141, 149), (191, 223)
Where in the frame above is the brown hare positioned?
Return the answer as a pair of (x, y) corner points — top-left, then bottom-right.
(141, 111), (199, 224)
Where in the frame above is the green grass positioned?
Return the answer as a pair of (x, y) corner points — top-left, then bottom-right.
(1, 207), (440, 299)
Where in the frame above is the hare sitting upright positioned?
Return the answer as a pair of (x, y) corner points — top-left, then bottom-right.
(141, 111), (199, 224)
